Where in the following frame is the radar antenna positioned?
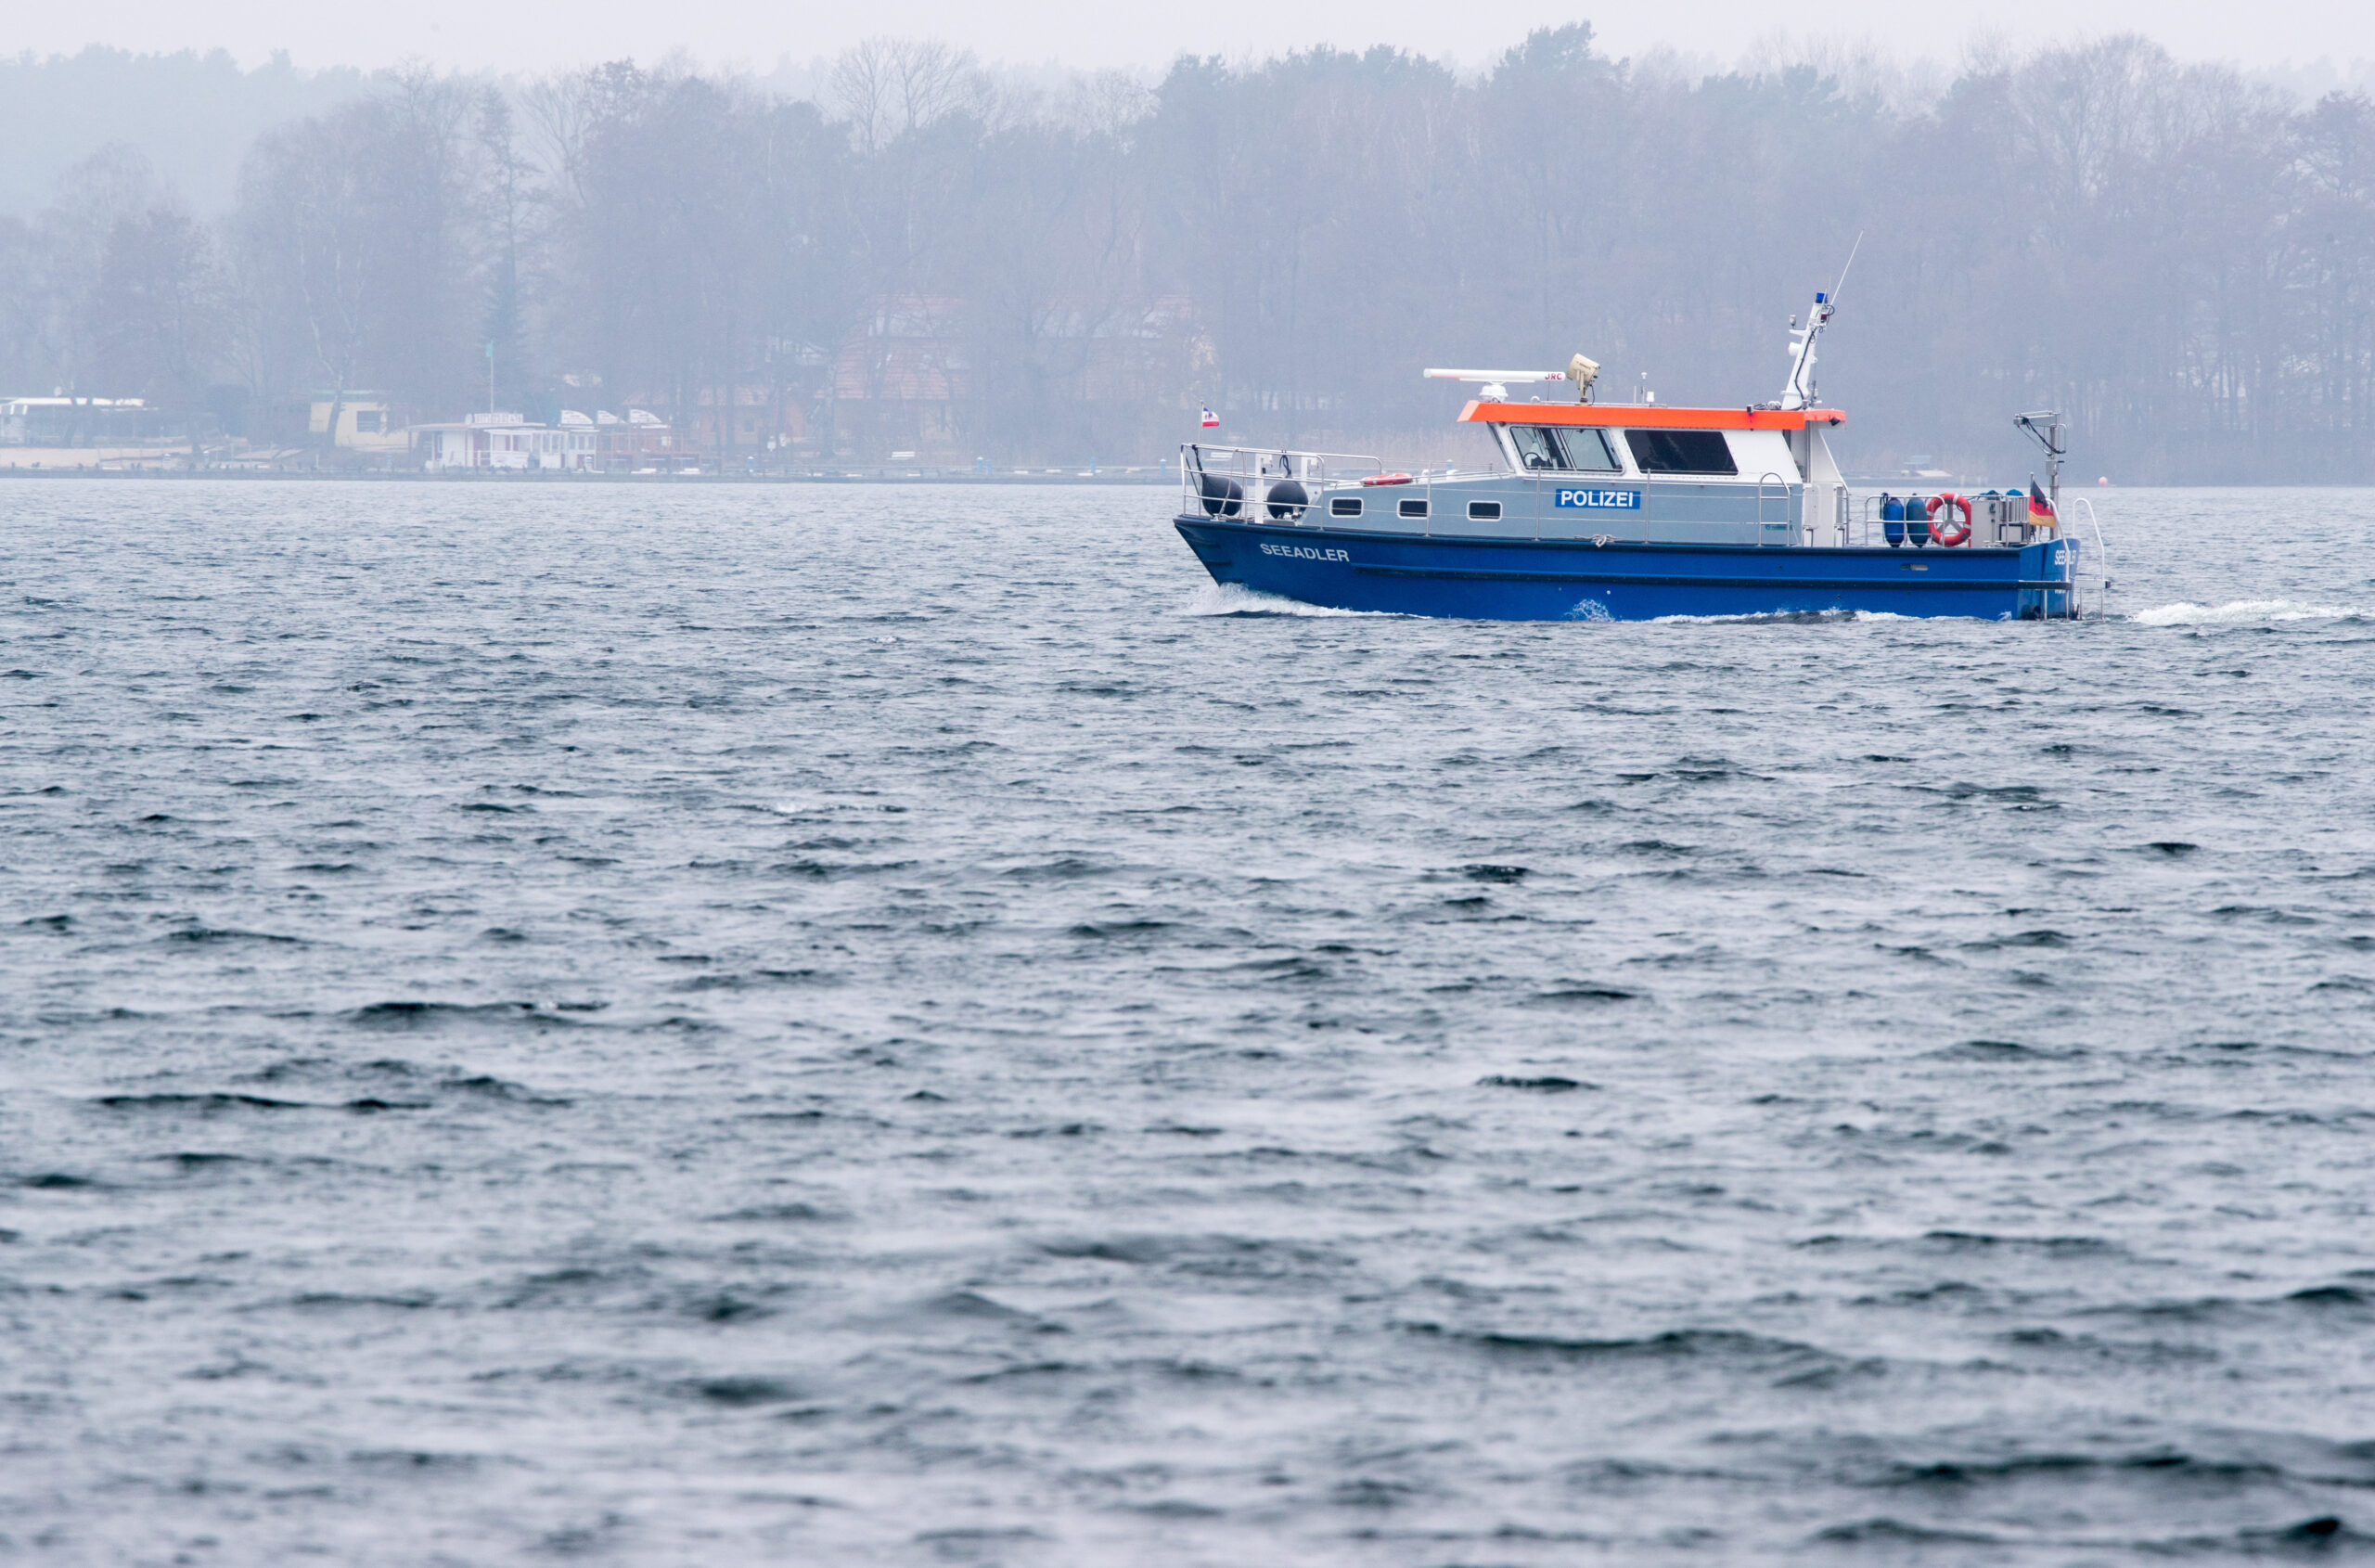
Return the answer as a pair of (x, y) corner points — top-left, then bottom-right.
(1422, 367), (1571, 403)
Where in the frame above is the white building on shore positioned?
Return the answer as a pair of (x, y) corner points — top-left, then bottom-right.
(413, 409), (685, 471)
(414, 411), (600, 471)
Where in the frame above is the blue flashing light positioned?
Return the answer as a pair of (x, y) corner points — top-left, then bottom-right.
(1815, 291), (1828, 303)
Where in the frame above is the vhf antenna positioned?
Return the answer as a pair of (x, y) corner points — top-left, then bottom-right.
(1779, 233), (1862, 411)
(1829, 232), (1863, 311)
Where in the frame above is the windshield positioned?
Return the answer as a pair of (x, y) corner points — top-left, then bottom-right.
(1554, 427), (1619, 470)
(1508, 424), (1620, 472)
(1508, 425), (1561, 470)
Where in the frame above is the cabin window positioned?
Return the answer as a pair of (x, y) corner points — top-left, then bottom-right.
(1553, 427), (1618, 470)
(1624, 429), (1737, 475)
(1329, 495), (1363, 517)
(1467, 499), (1502, 521)
(353, 410), (383, 433)
(1510, 424), (1620, 472)
(1508, 425), (1562, 470)
(1398, 497), (1430, 520)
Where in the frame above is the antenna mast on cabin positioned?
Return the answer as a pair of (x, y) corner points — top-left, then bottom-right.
(1778, 236), (1861, 411)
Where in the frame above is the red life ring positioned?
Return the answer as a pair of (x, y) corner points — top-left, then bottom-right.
(1361, 472), (1414, 486)
(1926, 492), (1973, 546)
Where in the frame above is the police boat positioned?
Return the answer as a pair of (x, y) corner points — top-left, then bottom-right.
(1174, 288), (2094, 622)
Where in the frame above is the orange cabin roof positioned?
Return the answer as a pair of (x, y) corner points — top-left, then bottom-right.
(1460, 401), (1844, 430)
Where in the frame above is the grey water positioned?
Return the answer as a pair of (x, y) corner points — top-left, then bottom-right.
(2, 480), (2372, 1565)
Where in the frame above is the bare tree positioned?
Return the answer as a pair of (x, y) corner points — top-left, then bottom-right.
(830, 39), (983, 154)
(88, 199), (227, 405)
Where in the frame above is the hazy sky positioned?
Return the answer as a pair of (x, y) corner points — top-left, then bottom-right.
(21, 0), (2375, 77)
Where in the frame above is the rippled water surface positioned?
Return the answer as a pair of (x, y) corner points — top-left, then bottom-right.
(4, 479), (2374, 1564)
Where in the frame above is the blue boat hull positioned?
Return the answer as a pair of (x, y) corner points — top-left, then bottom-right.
(1175, 516), (2077, 621)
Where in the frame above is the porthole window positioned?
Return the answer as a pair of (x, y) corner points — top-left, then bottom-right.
(1399, 497), (1430, 520)
(1468, 500), (1503, 521)
(1329, 495), (1363, 517)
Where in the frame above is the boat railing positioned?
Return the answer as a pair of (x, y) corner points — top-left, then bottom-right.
(2073, 495), (2110, 615)
(1181, 443), (1385, 524)
(1851, 489), (1922, 547)
(1852, 494), (1890, 548)
(1755, 472), (1786, 542)
(1846, 485), (2090, 591)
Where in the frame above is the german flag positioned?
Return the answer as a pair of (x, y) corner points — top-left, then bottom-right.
(2029, 481), (2057, 524)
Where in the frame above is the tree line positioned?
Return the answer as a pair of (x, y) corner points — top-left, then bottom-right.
(2, 29), (2372, 480)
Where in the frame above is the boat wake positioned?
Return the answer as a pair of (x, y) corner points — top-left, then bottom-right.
(2130, 599), (2369, 626)
(1178, 584), (1392, 617)
(1650, 608), (1918, 626)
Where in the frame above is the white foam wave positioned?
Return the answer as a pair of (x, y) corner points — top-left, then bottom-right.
(1648, 608), (1898, 625)
(1177, 583), (1388, 617)
(2129, 599), (2368, 626)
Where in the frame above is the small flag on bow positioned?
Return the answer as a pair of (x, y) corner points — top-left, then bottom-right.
(1200, 405), (1221, 429)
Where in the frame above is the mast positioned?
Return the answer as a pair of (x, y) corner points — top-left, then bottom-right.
(1778, 292), (1833, 411)
(2015, 411), (2065, 513)
(1778, 237), (1859, 411)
